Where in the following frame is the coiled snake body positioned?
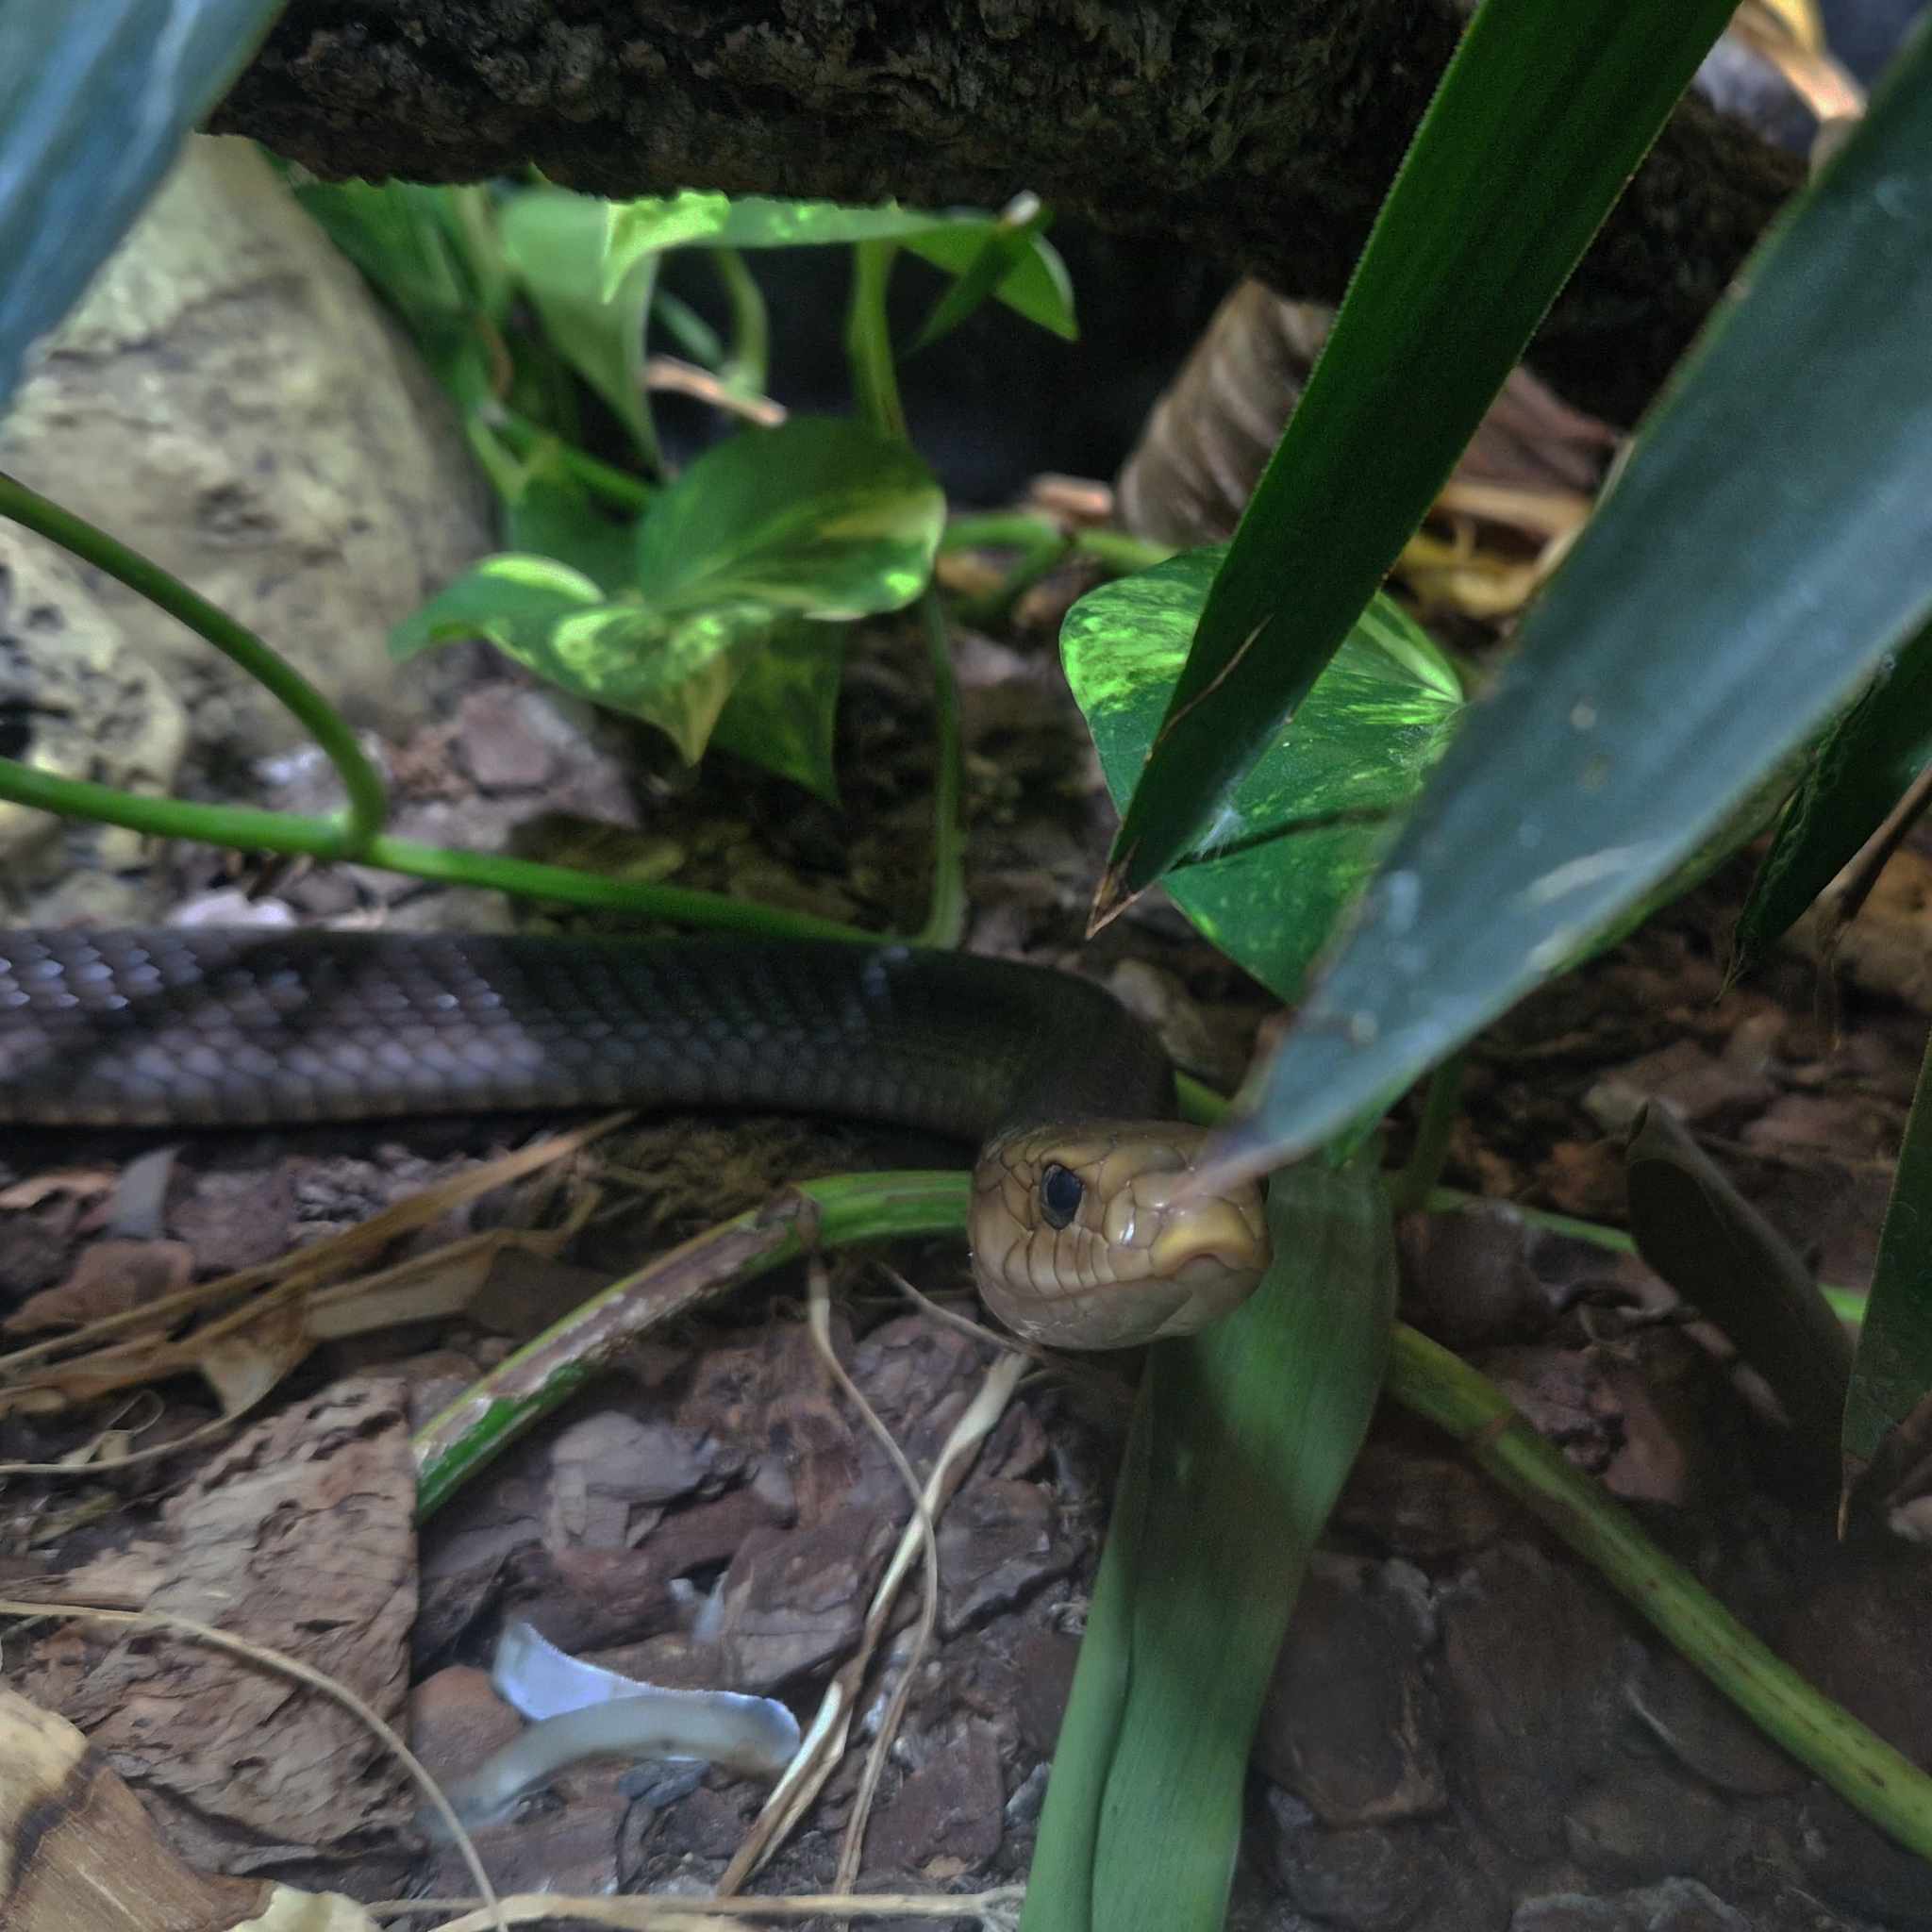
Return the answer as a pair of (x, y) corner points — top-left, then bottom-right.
(0, 929), (1269, 1348)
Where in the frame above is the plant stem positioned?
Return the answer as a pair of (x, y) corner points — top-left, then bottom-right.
(1388, 1323), (1932, 1864)
(1426, 1184), (1866, 1324)
(414, 1169), (974, 1514)
(1390, 1051), (1465, 1215)
(1074, 528), (1174, 574)
(913, 588), (966, 948)
(491, 409), (656, 509)
(0, 757), (873, 942)
(845, 240), (908, 442)
(407, 1163), (1931, 1870)
(0, 470), (390, 853)
(842, 240), (959, 946)
(710, 246), (771, 394)
(940, 512), (1060, 553)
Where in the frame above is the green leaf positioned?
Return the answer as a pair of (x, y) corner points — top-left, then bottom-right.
(1064, 549), (1462, 1000)
(287, 179), (504, 407)
(604, 192), (1076, 340)
(500, 188), (661, 472)
(710, 619), (845, 804)
(396, 418), (936, 767)
(0, 1), (287, 413)
(904, 195), (1054, 358)
(503, 459), (641, 596)
(902, 216), (1075, 343)
(389, 554), (605, 663)
(1103, 0), (1736, 906)
(632, 416), (943, 620)
(1847, 1027), (1932, 1478)
(1205, 26), (1932, 1183)
(396, 561), (765, 763)
(1735, 612), (1932, 974)
(524, 602), (768, 764)
(1023, 1152), (1395, 1932)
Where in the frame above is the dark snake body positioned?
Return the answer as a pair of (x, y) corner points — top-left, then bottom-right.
(0, 929), (1173, 1138)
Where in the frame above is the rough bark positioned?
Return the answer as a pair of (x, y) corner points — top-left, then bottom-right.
(211, 1), (1804, 425)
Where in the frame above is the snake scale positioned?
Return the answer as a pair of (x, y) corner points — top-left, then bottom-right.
(0, 928), (1269, 1347)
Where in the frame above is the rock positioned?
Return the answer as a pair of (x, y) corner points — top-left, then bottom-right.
(1008, 1624), (1081, 1759)
(0, 135), (491, 778)
(1791, 1790), (1932, 1925)
(1436, 1543), (1626, 1860)
(1560, 1753), (1732, 1881)
(1259, 1790), (1455, 1932)
(456, 684), (574, 791)
(408, 1664), (522, 1784)
(717, 1504), (891, 1690)
(869, 1720), (1006, 1874)
(937, 1477), (1077, 1635)
(1510, 1898), (1635, 1932)
(1582, 1041), (1774, 1137)
(0, 541), (187, 913)
(1255, 1555), (1444, 1826)
(1622, 1647), (1801, 1798)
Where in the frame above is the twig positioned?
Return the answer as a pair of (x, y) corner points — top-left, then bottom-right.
(802, 1259), (941, 1892)
(714, 1350), (1026, 1892)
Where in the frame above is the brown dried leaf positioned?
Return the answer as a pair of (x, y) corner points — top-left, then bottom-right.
(5, 1241), (194, 1338)
(0, 1169), (115, 1211)
(0, 1681), (271, 1932)
(60, 1377), (418, 1848)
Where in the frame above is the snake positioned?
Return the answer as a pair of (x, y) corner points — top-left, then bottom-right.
(0, 928), (1271, 1350)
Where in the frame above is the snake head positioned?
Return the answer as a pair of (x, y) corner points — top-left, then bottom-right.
(968, 1121), (1271, 1350)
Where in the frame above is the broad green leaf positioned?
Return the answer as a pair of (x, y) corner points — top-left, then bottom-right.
(1064, 550), (1462, 1000)
(500, 188), (661, 472)
(1024, 1153), (1395, 1932)
(390, 553), (605, 662)
(291, 179), (481, 328)
(1846, 1026), (1932, 1478)
(286, 178), (501, 406)
(902, 213), (1075, 343)
(604, 192), (1076, 340)
(710, 619), (845, 804)
(1207, 28), (1932, 1185)
(1102, 0), (1736, 908)
(904, 196), (1053, 358)
(521, 602), (766, 763)
(0, 2), (287, 414)
(1735, 612), (1932, 975)
(391, 556), (761, 763)
(394, 419), (935, 766)
(504, 460), (641, 595)
(633, 416), (943, 620)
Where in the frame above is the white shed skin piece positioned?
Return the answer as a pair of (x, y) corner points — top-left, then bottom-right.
(424, 1621), (800, 1835)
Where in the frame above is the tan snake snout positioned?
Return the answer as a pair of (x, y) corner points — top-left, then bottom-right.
(968, 1121), (1271, 1349)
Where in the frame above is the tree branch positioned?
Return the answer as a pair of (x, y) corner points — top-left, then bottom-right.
(211, 0), (1803, 425)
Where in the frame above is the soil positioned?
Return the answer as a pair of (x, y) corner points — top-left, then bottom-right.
(1, 585), (1929, 1931)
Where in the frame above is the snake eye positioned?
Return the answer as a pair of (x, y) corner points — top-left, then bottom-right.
(1039, 1162), (1083, 1230)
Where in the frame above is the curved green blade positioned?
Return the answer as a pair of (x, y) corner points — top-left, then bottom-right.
(1022, 1154), (1395, 1932)
(1206, 25), (1932, 1186)
(1100, 0), (1737, 911)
